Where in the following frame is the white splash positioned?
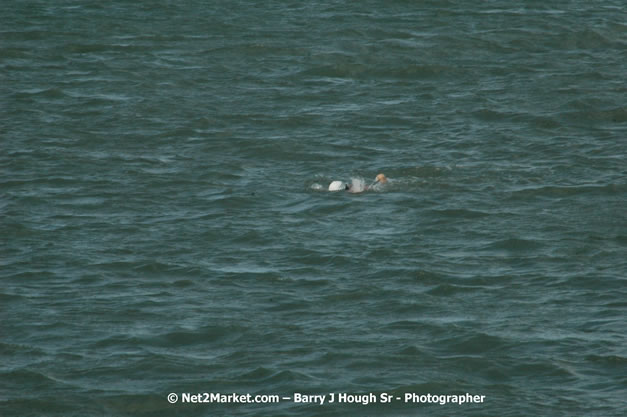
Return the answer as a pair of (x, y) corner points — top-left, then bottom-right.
(328, 180), (346, 191)
(347, 177), (367, 193)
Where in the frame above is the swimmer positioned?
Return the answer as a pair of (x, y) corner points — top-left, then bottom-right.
(328, 173), (387, 192)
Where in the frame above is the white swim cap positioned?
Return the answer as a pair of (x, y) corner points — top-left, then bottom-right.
(328, 181), (345, 191)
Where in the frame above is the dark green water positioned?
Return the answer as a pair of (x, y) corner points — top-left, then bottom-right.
(2, 1), (626, 416)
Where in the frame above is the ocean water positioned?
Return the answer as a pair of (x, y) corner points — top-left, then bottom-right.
(2, 1), (626, 416)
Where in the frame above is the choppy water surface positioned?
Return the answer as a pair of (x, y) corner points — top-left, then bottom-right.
(2, 1), (626, 416)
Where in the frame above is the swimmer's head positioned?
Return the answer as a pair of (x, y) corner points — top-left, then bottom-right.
(375, 173), (387, 184)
